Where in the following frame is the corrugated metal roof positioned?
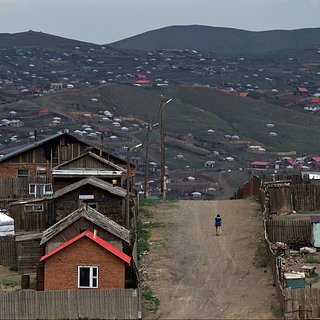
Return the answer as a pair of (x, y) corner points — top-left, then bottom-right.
(40, 230), (131, 264)
(40, 205), (130, 246)
(53, 176), (127, 199)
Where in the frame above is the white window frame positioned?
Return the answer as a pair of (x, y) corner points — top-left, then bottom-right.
(78, 266), (98, 289)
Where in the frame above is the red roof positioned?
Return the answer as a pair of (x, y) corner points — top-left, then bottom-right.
(40, 230), (131, 264)
(137, 74), (147, 80)
(239, 92), (249, 97)
(39, 108), (49, 114)
(134, 80), (150, 85)
(287, 160), (299, 166)
(311, 98), (320, 104)
(251, 161), (271, 166)
(312, 157), (320, 163)
(297, 87), (309, 93)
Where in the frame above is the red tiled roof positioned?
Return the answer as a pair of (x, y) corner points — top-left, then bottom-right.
(250, 161), (271, 166)
(311, 98), (320, 104)
(297, 87), (309, 93)
(312, 157), (320, 163)
(40, 230), (131, 264)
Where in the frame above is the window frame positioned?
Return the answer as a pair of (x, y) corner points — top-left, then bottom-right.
(24, 204), (44, 212)
(17, 169), (28, 178)
(78, 266), (98, 289)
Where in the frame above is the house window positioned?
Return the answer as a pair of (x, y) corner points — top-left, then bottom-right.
(78, 266), (98, 288)
(17, 169), (28, 177)
(29, 184), (36, 196)
(24, 204), (44, 212)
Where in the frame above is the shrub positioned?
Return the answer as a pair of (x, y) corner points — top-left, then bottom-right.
(254, 243), (269, 268)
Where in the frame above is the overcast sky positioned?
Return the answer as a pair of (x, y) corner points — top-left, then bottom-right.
(0, 0), (319, 44)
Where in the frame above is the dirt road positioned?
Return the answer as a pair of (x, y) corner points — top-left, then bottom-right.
(141, 199), (279, 319)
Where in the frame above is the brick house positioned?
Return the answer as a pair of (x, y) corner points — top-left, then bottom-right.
(39, 230), (131, 291)
(36, 205), (138, 290)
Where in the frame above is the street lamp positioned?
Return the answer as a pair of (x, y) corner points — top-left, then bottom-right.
(160, 95), (173, 200)
(126, 143), (142, 228)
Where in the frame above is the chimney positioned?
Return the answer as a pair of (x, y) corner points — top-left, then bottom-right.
(34, 129), (37, 142)
(93, 229), (97, 239)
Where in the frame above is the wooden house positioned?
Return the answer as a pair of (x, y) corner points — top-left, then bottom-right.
(9, 177), (131, 231)
(52, 151), (126, 190)
(0, 132), (129, 199)
(39, 230), (131, 291)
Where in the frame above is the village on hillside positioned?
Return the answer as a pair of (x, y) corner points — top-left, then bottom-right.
(1, 30), (320, 319)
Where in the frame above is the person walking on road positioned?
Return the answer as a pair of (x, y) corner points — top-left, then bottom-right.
(215, 214), (222, 236)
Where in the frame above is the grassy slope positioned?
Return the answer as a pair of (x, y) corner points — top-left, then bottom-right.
(7, 84), (320, 157)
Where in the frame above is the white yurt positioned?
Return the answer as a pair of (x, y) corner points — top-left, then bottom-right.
(0, 211), (14, 236)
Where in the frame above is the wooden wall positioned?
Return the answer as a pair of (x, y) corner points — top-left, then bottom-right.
(268, 186), (293, 214)
(266, 220), (312, 249)
(0, 236), (17, 266)
(16, 234), (43, 273)
(292, 185), (320, 211)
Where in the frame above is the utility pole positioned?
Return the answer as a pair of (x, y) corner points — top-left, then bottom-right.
(126, 143), (142, 229)
(159, 95), (172, 200)
(144, 121), (151, 199)
(160, 95), (165, 200)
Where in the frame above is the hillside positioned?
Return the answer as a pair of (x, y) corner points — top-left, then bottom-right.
(0, 30), (95, 49)
(110, 25), (320, 54)
(5, 84), (320, 158)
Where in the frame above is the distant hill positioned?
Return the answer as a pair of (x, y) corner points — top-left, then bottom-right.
(0, 30), (95, 49)
(109, 25), (320, 54)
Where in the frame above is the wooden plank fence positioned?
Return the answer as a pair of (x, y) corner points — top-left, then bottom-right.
(284, 288), (320, 319)
(266, 220), (312, 249)
(292, 185), (320, 211)
(0, 288), (140, 320)
(268, 186), (293, 214)
(0, 236), (17, 266)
